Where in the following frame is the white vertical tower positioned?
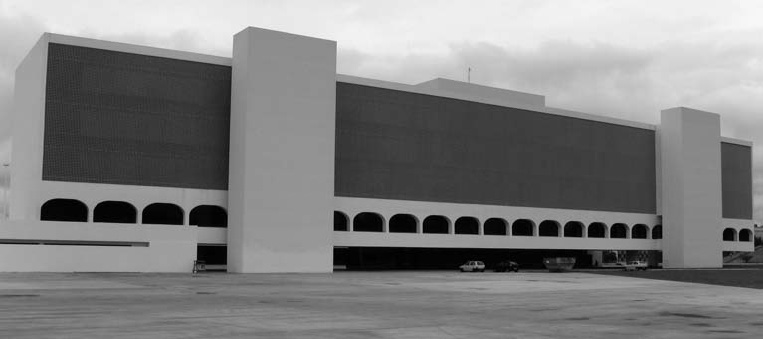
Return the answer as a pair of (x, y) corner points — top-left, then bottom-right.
(9, 34), (49, 221)
(660, 107), (722, 268)
(228, 27), (336, 273)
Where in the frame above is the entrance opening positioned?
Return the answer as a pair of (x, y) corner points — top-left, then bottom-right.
(353, 212), (384, 232)
(483, 218), (507, 235)
(588, 222), (607, 238)
(334, 211), (349, 231)
(512, 219), (534, 236)
(142, 203), (184, 225)
(41, 199), (88, 222)
(189, 205), (227, 228)
(455, 217), (479, 235)
(539, 220), (560, 237)
(197, 245), (226, 270)
(423, 215), (449, 234)
(93, 201), (137, 223)
(563, 221), (584, 238)
(389, 214), (417, 233)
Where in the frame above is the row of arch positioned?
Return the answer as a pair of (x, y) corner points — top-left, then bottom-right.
(335, 212), (755, 243)
(723, 228), (754, 242)
(40, 199), (227, 227)
(334, 212), (662, 239)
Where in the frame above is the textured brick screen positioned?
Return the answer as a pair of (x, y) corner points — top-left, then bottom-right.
(335, 82), (657, 213)
(43, 43), (231, 189)
(721, 142), (752, 219)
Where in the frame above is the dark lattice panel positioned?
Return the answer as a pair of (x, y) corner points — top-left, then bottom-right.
(43, 43), (231, 189)
(335, 82), (657, 213)
(721, 142), (752, 219)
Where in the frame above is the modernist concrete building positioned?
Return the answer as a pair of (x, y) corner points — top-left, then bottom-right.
(0, 27), (754, 273)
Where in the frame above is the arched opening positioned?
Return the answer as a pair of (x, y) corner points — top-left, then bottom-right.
(423, 215), (449, 234)
(739, 229), (753, 242)
(142, 203), (184, 225)
(512, 219), (534, 236)
(189, 205), (227, 228)
(334, 211), (349, 231)
(539, 220), (560, 237)
(631, 224), (649, 239)
(652, 225), (663, 239)
(723, 228), (737, 241)
(610, 223), (628, 239)
(389, 214), (417, 233)
(455, 217), (479, 235)
(353, 212), (384, 232)
(563, 221), (584, 238)
(484, 218), (508, 235)
(93, 201), (136, 223)
(41, 198), (88, 222)
(588, 222), (607, 238)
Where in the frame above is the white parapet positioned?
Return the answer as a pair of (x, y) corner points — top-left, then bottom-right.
(660, 107), (723, 268)
(415, 78), (546, 108)
(0, 220), (197, 272)
(228, 27), (336, 273)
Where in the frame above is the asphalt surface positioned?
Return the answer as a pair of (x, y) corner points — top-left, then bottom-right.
(1, 271), (761, 338)
(593, 267), (763, 289)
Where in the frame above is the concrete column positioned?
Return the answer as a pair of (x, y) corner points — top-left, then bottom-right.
(10, 35), (49, 221)
(660, 107), (722, 268)
(228, 27), (336, 273)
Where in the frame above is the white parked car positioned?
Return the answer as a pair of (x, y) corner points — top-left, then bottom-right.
(623, 261), (648, 271)
(459, 261), (485, 272)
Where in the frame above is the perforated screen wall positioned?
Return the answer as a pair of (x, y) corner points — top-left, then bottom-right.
(43, 43), (231, 189)
(335, 82), (657, 213)
(721, 142), (752, 219)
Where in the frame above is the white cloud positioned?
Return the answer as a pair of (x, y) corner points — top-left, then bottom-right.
(2, 0), (763, 219)
(0, 9), (47, 140)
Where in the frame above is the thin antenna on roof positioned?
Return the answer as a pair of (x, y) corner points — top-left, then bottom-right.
(468, 67), (471, 83)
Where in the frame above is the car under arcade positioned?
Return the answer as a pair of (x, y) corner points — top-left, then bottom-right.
(332, 247), (635, 271)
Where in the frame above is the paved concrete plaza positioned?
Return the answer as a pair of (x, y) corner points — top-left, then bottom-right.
(0, 271), (761, 338)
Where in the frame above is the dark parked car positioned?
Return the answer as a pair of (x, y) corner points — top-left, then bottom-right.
(494, 261), (519, 272)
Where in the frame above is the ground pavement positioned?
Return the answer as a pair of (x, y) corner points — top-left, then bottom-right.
(0, 271), (761, 338)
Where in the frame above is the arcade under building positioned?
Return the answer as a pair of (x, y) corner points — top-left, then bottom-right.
(0, 27), (754, 273)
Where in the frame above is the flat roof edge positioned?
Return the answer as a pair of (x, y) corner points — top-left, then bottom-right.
(721, 137), (753, 147)
(337, 74), (656, 131)
(47, 33), (232, 66)
(543, 106), (656, 130)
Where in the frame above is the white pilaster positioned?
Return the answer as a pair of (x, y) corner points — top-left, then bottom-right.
(228, 27), (336, 273)
(660, 107), (722, 268)
(10, 34), (49, 221)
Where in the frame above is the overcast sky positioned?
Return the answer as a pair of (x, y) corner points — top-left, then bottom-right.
(1, 0), (763, 219)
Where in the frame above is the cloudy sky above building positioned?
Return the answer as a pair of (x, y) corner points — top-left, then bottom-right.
(1, 0), (763, 218)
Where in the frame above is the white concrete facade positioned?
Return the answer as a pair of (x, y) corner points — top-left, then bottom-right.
(1, 33), (232, 272)
(333, 197), (661, 250)
(228, 27), (336, 273)
(660, 107), (724, 268)
(0, 220), (198, 272)
(0, 26), (755, 272)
